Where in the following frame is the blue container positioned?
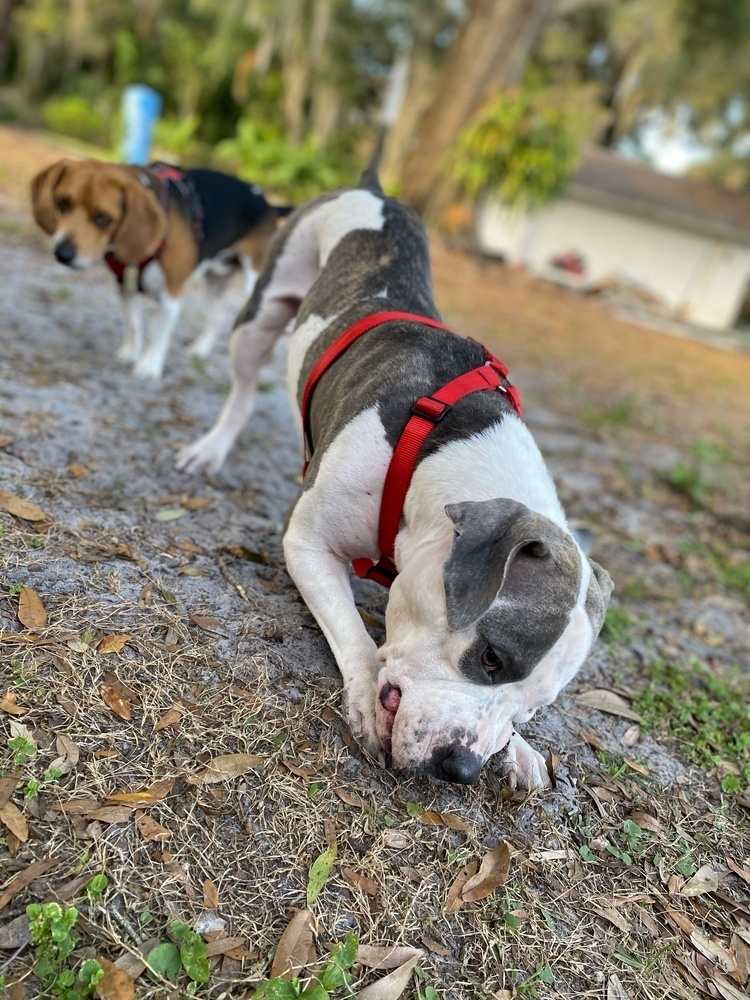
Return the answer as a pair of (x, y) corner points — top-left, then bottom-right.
(121, 85), (162, 164)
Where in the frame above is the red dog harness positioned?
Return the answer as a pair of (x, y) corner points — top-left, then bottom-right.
(104, 164), (201, 281)
(301, 310), (522, 588)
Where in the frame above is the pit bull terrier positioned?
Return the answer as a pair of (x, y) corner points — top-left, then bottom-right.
(177, 169), (613, 788)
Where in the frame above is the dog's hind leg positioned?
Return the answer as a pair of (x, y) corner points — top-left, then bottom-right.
(188, 266), (241, 360)
(176, 205), (322, 475)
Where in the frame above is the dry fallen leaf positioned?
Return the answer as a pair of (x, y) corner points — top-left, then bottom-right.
(204, 936), (245, 958)
(357, 952), (421, 1000)
(99, 683), (132, 721)
(185, 753), (263, 785)
(335, 788), (367, 808)
(341, 867), (378, 896)
(607, 974), (632, 1000)
(0, 774), (19, 809)
(135, 810), (170, 843)
(578, 689), (642, 722)
(269, 908), (316, 980)
(98, 635), (132, 655)
(357, 945), (423, 971)
(203, 878), (219, 909)
(85, 806), (135, 824)
(94, 957), (135, 1000)
(17, 587), (47, 631)
(445, 860), (479, 915)
(0, 434), (13, 448)
(461, 842), (512, 902)
(681, 864), (726, 898)
(382, 831), (411, 850)
(49, 733), (80, 776)
(0, 801), (29, 843)
(420, 810), (468, 831)
(105, 778), (174, 807)
(0, 691), (25, 715)
(0, 913), (30, 951)
(153, 706), (182, 732)
(0, 489), (50, 525)
(0, 857), (60, 911)
(421, 936), (450, 957)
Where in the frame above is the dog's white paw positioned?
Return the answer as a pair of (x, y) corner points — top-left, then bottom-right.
(187, 334), (215, 359)
(501, 732), (551, 791)
(132, 354), (165, 380)
(341, 674), (381, 761)
(117, 342), (141, 364)
(175, 433), (228, 476)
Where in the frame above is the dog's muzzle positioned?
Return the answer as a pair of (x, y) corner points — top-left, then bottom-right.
(429, 744), (482, 785)
(54, 240), (77, 265)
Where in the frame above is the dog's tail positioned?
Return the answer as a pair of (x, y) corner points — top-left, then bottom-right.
(358, 53), (409, 195)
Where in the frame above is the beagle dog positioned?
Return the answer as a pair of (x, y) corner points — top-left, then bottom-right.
(30, 158), (292, 378)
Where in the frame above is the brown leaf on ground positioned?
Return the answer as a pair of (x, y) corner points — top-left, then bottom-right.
(105, 778), (173, 807)
(445, 860), (479, 915)
(203, 878), (219, 909)
(50, 797), (101, 814)
(725, 857), (750, 887)
(0, 913), (30, 950)
(95, 958), (135, 1000)
(461, 842), (512, 902)
(204, 936), (245, 957)
(49, 733), (80, 776)
(681, 864), (726, 897)
(0, 773), (19, 809)
(357, 952), (421, 999)
(86, 805), (135, 824)
(629, 811), (662, 834)
(730, 932), (750, 983)
(99, 683), (132, 721)
(0, 691), (26, 715)
(0, 801), (28, 842)
(17, 586), (47, 631)
(419, 810), (468, 831)
(0, 489), (50, 525)
(269, 907), (316, 980)
(341, 867), (378, 896)
(357, 945), (423, 970)
(185, 753), (263, 785)
(607, 974), (633, 1000)
(135, 810), (170, 843)
(0, 434), (13, 448)
(97, 635), (132, 654)
(335, 788), (367, 807)
(181, 496), (212, 510)
(191, 615), (223, 631)
(421, 936), (450, 957)
(690, 928), (738, 975)
(45, 873), (93, 903)
(153, 706), (182, 732)
(0, 857), (60, 911)
(578, 689), (642, 722)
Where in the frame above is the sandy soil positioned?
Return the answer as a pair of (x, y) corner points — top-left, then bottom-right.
(1, 130), (749, 1000)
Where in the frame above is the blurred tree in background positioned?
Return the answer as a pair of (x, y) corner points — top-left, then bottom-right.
(1, 0), (750, 210)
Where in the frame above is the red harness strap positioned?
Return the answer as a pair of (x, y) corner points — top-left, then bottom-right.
(301, 310), (522, 588)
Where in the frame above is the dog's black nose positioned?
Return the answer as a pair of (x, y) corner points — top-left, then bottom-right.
(433, 745), (482, 785)
(54, 240), (76, 265)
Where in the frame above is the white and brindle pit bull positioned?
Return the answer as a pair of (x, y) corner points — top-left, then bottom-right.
(177, 170), (613, 789)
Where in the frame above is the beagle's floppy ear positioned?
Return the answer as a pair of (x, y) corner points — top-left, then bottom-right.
(111, 178), (168, 265)
(30, 159), (72, 234)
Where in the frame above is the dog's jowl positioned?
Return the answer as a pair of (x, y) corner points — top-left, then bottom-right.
(178, 170), (613, 788)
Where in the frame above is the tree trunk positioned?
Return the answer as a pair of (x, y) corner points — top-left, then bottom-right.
(281, 0), (311, 146)
(398, 0), (555, 222)
(0, 0), (19, 78)
(309, 0), (339, 145)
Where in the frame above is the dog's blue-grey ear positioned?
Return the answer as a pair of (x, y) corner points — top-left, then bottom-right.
(443, 498), (555, 631)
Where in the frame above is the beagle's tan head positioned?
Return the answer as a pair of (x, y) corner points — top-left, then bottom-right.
(30, 158), (168, 269)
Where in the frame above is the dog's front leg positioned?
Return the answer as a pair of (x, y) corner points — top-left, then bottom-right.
(284, 526), (381, 758)
(133, 290), (182, 379)
(117, 290), (145, 363)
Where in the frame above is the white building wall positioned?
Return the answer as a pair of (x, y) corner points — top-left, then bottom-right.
(477, 198), (750, 329)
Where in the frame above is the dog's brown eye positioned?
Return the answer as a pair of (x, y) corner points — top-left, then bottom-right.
(481, 647), (499, 671)
(93, 213), (112, 228)
(54, 196), (70, 213)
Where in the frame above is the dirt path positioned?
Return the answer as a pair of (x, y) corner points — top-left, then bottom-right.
(0, 136), (749, 999)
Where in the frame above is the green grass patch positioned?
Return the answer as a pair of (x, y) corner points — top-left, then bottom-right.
(600, 607), (634, 644)
(634, 659), (750, 784)
(580, 395), (637, 431)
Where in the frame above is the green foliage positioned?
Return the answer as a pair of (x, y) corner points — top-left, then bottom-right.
(453, 79), (581, 210)
(600, 608), (634, 644)
(8, 734), (36, 766)
(147, 942), (182, 982)
(635, 658), (750, 784)
(306, 844), (338, 906)
(214, 120), (348, 201)
(170, 920), (210, 984)
(253, 933), (358, 998)
(26, 902), (102, 998)
(153, 114), (202, 161)
(86, 873), (109, 903)
(40, 96), (108, 145)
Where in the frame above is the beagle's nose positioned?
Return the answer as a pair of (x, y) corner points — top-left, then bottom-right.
(433, 745), (482, 785)
(54, 240), (76, 265)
